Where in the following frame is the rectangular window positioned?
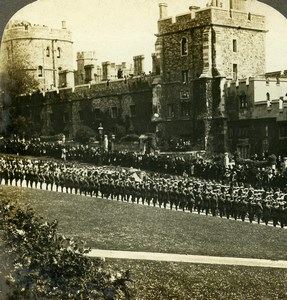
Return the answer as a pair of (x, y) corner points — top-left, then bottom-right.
(228, 128), (233, 139)
(167, 103), (175, 118)
(63, 112), (69, 123)
(233, 39), (237, 52)
(182, 70), (188, 84)
(180, 102), (191, 117)
(94, 108), (101, 120)
(180, 90), (190, 99)
(233, 64), (238, 80)
(279, 123), (287, 138)
(111, 107), (118, 119)
(238, 126), (248, 138)
(130, 105), (136, 117)
(239, 95), (247, 108)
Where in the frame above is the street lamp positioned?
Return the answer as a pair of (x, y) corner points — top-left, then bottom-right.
(111, 134), (115, 152)
(98, 123), (103, 147)
(98, 123), (103, 165)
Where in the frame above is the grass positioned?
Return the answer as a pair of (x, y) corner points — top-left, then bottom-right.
(2, 185), (287, 299)
(2, 185), (287, 261)
(106, 259), (287, 300)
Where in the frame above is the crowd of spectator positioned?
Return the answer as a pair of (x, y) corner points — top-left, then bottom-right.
(0, 138), (286, 191)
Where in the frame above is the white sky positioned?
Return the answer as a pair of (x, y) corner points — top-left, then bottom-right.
(9, 0), (287, 72)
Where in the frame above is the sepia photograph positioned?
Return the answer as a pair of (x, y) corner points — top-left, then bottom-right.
(0, 0), (287, 299)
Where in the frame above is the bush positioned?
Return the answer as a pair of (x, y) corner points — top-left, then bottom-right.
(75, 126), (96, 144)
(0, 199), (132, 299)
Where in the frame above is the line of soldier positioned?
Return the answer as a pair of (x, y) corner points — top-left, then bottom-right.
(1, 155), (287, 228)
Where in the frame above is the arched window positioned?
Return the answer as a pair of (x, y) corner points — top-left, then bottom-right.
(266, 92), (270, 101)
(248, 13), (251, 21)
(46, 47), (50, 57)
(38, 66), (43, 77)
(181, 38), (188, 56)
(57, 47), (61, 58)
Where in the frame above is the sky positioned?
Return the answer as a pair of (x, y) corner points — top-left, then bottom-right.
(7, 0), (287, 72)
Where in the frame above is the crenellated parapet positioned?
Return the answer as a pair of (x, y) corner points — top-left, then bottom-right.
(158, 7), (265, 35)
(2, 20), (72, 43)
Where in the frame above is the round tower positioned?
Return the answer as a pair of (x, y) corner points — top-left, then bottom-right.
(0, 19), (74, 92)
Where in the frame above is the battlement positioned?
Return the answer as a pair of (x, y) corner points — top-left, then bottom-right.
(158, 6), (265, 35)
(77, 51), (96, 60)
(2, 21), (72, 43)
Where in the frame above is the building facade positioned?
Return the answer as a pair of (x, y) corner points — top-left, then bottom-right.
(1, 0), (287, 157)
(152, 0), (266, 152)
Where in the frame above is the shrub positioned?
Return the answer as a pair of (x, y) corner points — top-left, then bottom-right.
(0, 199), (132, 299)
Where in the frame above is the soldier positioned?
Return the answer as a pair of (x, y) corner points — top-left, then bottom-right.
(255, 198), (263, 224)
(186, 188), (195, 213)
(271, 201), (280, 227)
(202, 190), (210, 216)
(210, 191), (218, 217)
(218, 193), (226, 218)
(262, 199), (272, 225)
(194, 189), (203, 215)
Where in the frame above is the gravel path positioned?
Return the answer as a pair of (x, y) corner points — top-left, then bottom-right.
(87, 249), (287, 269)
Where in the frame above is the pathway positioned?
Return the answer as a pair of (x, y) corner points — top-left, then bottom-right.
(87, 249), (287, 269)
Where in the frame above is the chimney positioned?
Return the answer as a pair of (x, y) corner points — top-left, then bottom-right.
(189, 6), (200, 18)
(62, 20), (67, 29)
(159, 3), (168, 19)
(133, 55), (145, 76)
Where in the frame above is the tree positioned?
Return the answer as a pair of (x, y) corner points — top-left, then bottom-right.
(0, 51), (39, 99)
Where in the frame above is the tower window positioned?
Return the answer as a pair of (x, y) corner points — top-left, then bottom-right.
(57, 47), (61, 58)
(167, 103), (175, 118)
(233, 39), (237, 52)
(233, 64), (238, 80)
(182, 70), (188, 84)
(181, 38), (188, 56)
(248, 13), (251, 21)
(239, 94), (247, 108)
(46, 47), (50, 57)
(38, 66), (43, 77)
(266, 92), (270, 101)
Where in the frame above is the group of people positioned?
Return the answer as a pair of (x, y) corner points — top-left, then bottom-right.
(1, 138), (287, 191)
(0, 154), (286, 228)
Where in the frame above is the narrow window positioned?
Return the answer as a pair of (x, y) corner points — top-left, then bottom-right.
(248, 13), (251, 21)
(182, 70), (188, 84)
(46, 47), (50, 57)
(111, 107), (118, 119)
(38, 66), (43, 77)
(233, 39), (237, 52)
(57, 47), (61, 58)
(233, 64), (238, 80)
(167, 104), (175, 118)
(94, 108), (101, 120)
(63, 112), (69, 123)
(266, 92), (270, 101)
(181, 38), (188, 56)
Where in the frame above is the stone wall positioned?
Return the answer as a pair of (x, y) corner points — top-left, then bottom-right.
(6, 75), (154, 139)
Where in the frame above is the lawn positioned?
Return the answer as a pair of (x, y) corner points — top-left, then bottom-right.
(2, 185), (287, 261)
(106, 259), (287, 300)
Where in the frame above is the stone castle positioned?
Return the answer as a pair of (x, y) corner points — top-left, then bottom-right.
(1, 0), (287, 157)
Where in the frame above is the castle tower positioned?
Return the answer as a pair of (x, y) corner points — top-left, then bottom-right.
(153, 1), (266, 151)
(76, 51), (98, 85)
(0, 20), (74, 92)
